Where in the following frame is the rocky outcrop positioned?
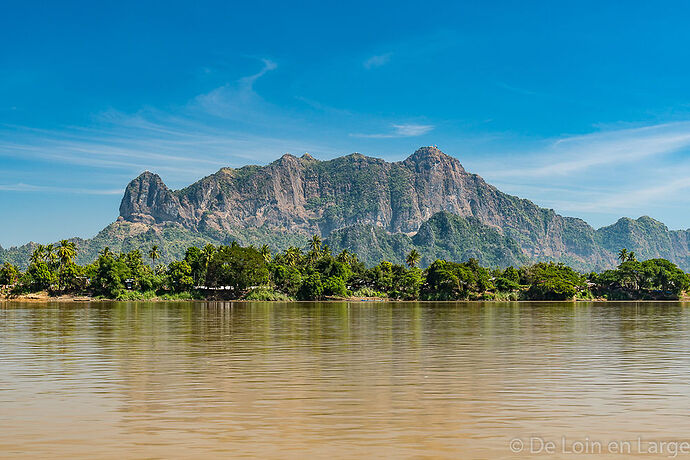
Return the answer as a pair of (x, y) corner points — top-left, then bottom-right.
(119, 171), (188, 225)
(114, 147), (621, 268)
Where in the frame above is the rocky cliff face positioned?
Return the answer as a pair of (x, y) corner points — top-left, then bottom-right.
(117, 146), (618, 268)
(4, 146), (684, 271)
(119, 171), (186, 225)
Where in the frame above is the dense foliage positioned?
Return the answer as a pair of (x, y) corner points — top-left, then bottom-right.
(1, 240), (688, 301)
(590, 258), (690, 300)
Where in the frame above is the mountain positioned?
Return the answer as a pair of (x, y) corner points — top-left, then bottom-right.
(325, 212), (527, 268)
(2, 146), (690, 271)
(596, 216), (690, 269)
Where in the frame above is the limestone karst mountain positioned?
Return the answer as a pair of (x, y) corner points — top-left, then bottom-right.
(3, 147), (690, 270)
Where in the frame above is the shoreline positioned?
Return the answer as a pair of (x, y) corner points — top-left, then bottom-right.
(3, 292), (689, 303)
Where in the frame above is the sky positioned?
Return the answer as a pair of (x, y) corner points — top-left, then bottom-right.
(3, 0), (690, 247)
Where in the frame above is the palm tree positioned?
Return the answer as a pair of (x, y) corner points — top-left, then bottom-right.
(57, 240), (77, 267)
(406, 249), (421, 268)
(45, 243), (58, 267)
(337, 249), (352, 265)
(148, 245), (159, 265)
(202, 244), (216, 266)
(30, 244), (47, 265)
(618, 248), (628, 264)
(309, 234), (322, 255)
(627, 251), (636, 262)
(285, 246), (302, 267)
(259, 244), (271, 263)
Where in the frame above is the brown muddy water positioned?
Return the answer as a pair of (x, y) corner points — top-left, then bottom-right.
(2, 301), (690, 459)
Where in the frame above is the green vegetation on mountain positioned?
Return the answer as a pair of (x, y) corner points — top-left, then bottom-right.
(595, 216), (690, 270)
(325, 212), (527, 268)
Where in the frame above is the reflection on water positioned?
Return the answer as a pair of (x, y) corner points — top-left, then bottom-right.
(2, 301), (690, 459)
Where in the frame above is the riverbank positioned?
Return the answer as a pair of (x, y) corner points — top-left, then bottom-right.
(0, 291), (392, 303)
(4, 242), (688, 303)
(5, 292), (679, 303)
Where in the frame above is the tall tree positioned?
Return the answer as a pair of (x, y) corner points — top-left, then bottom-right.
(0, 262), (19, 286)
(337, 249), (352, 265)
(618, 248), (628, 264)
(148, 245), (160, 265)
(202, 244), (216, 281)
(406, 249), (421, 268)
(627, 251), (637, 262)
(45, 244), (58, 268)
(309, 234), (322, 255)
(285, 246), (302, 267)
(260, 244), (271, 263)
(30, 244), (47, 264)
(205, 245), (269, 292)
(57, 240), (77, 267)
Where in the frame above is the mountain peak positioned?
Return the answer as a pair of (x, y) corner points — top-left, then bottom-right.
(403, 146), (465, 173)
(610, 215), (666, 229)
(135, 170), (161, 181)
(277, 153), (297, 162)
(119, 170), (182, 225)
(636, 215), (664, 225)
(407, 146), (448, 161)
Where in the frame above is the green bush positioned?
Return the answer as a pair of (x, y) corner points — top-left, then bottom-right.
(494, 277), (520, 292)
(526, 279), (578, 300)
(0, 262), (20, 286)
(297, 273), (324, 300)
(323, 275), (348, 297)
(116, 290), (157, 301)
(244, 287), (293, 301)
(352, 287), (386, 298)
(157, 291), (201, 300)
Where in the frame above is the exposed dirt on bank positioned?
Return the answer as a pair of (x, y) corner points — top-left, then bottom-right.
(1, 291), (96, 302)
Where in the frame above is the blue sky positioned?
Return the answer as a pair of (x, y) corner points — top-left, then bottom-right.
(3, 1), (690, 247)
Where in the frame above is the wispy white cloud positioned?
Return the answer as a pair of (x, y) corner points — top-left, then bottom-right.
(363, 53), (392, 69)
(0, 57), (349, 189)
(350, 123), (434, 139)
(194, 58), (278, 118)
(0, 183), (122, 195)
(0, 113), (336, 184)
(552, 176), (690, 213)
(241, 58), (277, 88)
(490, 122), (690, 178)
(466, 121), (690, 229)
(392, 124), (434, 136)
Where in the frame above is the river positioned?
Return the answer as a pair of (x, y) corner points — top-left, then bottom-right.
(2, 301), (690, 459)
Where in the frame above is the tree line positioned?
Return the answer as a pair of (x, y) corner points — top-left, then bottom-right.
(0, 237), (688, 301)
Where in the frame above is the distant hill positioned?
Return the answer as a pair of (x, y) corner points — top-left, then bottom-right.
(2, 146), (690, 270)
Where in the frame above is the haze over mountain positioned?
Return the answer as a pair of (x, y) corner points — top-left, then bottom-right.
(2, 147), (689, 271)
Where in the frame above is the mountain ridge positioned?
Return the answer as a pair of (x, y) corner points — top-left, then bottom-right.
(2, 147), (690, 271)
